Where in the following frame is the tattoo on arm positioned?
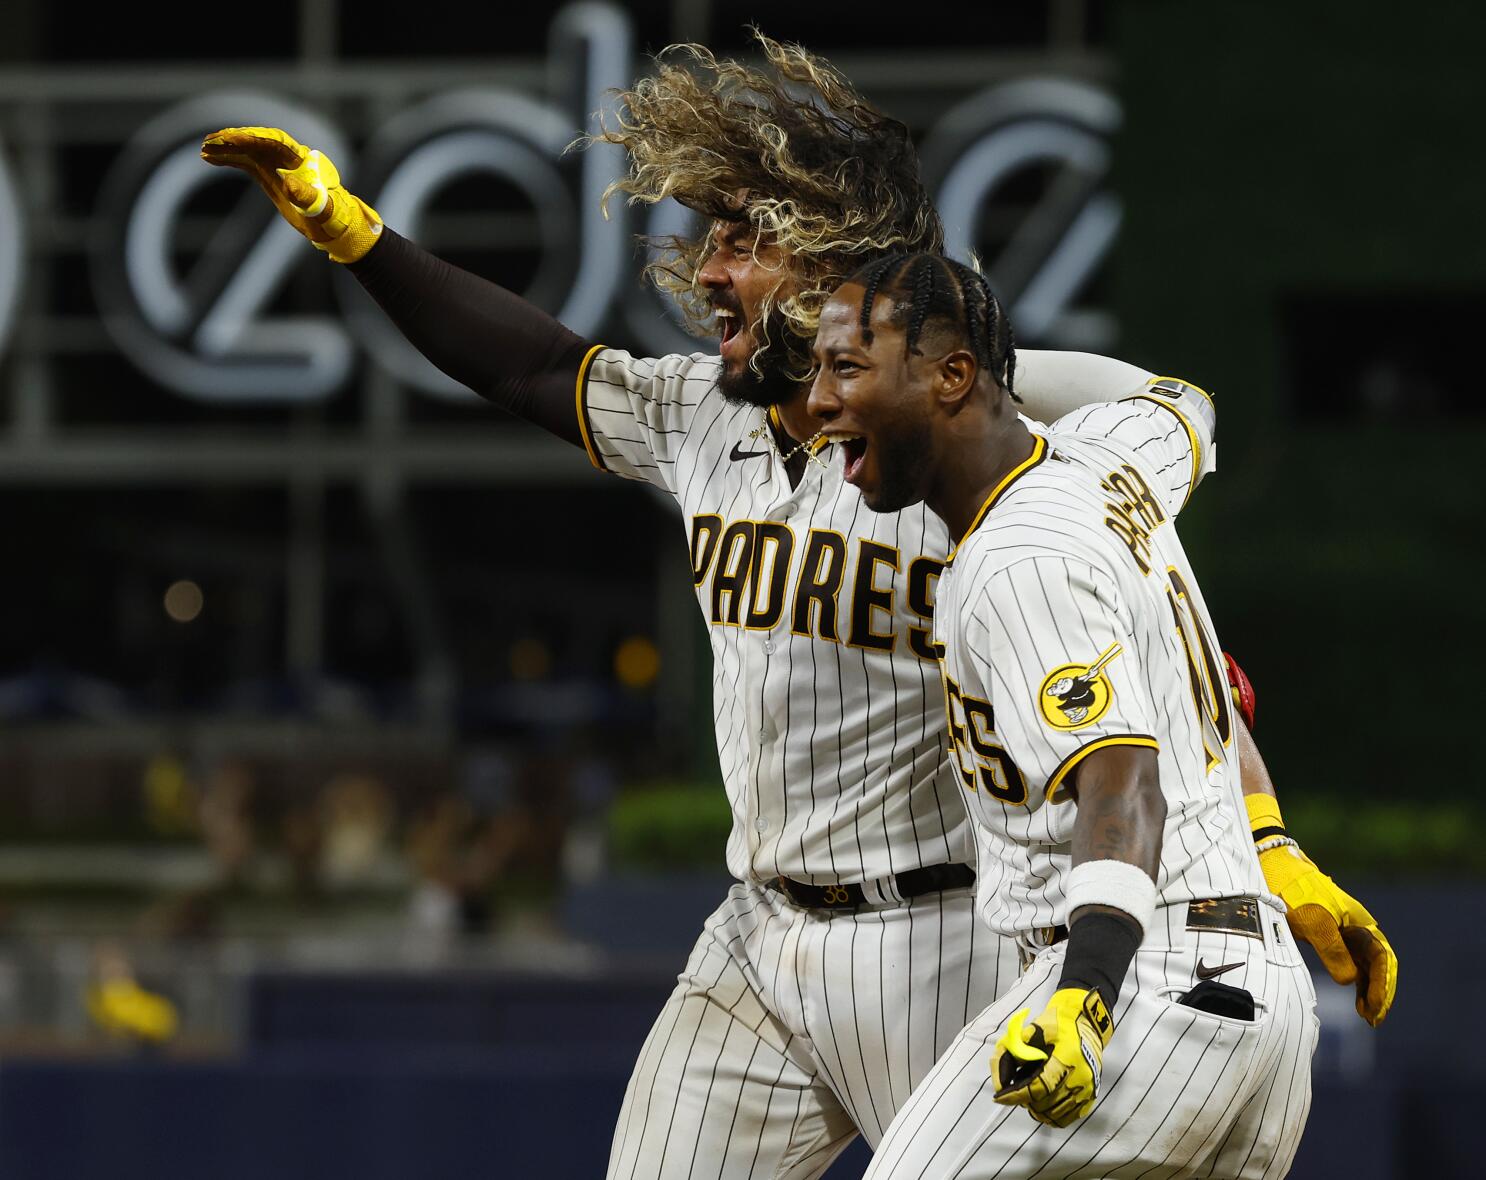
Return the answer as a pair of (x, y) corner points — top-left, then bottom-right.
(1070, 745), (1163, 881)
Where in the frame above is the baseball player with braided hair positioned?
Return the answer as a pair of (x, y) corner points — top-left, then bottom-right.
(200, 32), (1390, 1180)
(808, 252), (1321, 1176)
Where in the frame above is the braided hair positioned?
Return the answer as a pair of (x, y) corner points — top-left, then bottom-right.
(849, 254), (1019, 402)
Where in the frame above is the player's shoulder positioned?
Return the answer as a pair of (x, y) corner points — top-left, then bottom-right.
(587, 347), (725, 398)
(952, 435), (1115, 585)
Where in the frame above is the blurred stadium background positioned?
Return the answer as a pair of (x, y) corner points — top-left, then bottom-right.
(0, 1), (1478, 1176)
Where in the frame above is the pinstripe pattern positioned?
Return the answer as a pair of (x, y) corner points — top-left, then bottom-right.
(585, 348), (970, 885)
(584, 348), (1024, 1178)
(936, 385), (1264, 938)
(607, 882), (1020, 1180)
(582, 349), (1164, 1178)
(863, 922), (1316, 1180)
(882, 390), (1316, 1178)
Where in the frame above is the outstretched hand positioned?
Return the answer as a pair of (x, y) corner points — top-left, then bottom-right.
(201, 127), (383, 263)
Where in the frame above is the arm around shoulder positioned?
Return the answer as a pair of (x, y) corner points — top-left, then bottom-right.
(1013, 350), (1154, 423)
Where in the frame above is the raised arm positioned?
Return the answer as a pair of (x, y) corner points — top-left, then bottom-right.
(200, 127), (592, 445)
(349, 229), (591, 443)
(1013, 349), (1156, 422)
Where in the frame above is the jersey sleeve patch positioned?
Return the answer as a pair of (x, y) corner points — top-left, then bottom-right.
(1038, 642), (1123, 731)
(968, 556), (1159, 801)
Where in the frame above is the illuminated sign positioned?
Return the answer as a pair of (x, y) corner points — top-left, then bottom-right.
(93, 93), (355, 402)
(5, 3), (1121, 406)
(925, 77), (1121, 345)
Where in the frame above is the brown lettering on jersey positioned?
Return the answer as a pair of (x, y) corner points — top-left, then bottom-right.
(711, 520), (756, 626)
(847, 540), (900, 652)
(961, 695), (1000, 759)
(1106, 513), (1153, 575)
(745, 523), (796, 630)
(1104, 465), (1166, 531)
(906, 556), (945, 660)
(690, 514), (723, 585)
(1165, 565), (1232, 756)
(941, 672), (1029, 804)
(791, 529), (848, 642)
(1102, 464), (1166, 576)
(692, 516), (940, 661)
(941, 675), (977, 792)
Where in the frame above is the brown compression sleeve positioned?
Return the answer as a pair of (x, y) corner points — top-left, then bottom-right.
(348, 228), (595, 447)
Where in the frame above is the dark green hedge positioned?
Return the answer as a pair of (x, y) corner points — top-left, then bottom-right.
(609, 784), (1486, 877)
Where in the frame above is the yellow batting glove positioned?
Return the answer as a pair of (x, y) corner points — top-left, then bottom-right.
(1247, 795), (1397, 1026)
(991, 988), (1113, 1128)
(199, 126), (383, 263)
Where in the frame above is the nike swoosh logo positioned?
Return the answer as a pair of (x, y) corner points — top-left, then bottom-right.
(1195, 959), (1243, 981)
(730, 442), (770, 461)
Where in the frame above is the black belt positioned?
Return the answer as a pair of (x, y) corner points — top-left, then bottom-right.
(769, 863), (975, 910)
(1039, 895), (1265, 945)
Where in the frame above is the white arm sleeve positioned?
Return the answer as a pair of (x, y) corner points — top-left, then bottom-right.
(1014, 350), (1156, 423)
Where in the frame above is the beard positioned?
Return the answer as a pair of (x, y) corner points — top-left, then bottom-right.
(716, 312), (806, 408)
(862, 411), (934, 514)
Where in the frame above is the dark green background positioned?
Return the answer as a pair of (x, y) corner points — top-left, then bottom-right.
(1112, 1), (1483, 803)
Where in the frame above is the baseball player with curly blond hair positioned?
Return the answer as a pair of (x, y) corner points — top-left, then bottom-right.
(201, 32), (1392, 1180)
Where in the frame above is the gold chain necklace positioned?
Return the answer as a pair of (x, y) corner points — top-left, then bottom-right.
(750, 412), (830, 470)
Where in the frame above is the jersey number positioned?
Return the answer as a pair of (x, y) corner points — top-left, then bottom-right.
(1164, 566), (1232, 770)
(943, 675), (1028, 804)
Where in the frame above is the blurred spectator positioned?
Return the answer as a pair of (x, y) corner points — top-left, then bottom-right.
(402, 749), (575, 951)
(198, 759), (256, 888)
(86, 942), (178, 1046)
(404, 793), (475, 954)
(318, 773), (394, 890)
(280, 799), (324, 899)
(141, 750), (198, 838)
(563, 756), (619, 884)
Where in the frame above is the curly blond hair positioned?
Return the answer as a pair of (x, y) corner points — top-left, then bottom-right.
(591, 31), (943, 382)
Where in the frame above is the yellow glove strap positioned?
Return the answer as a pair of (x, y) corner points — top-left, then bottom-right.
(273, 149), (384, 264)
(1244, 792), (1284, 835)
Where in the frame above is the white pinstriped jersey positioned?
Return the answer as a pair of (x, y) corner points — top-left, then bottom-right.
(580, 347), (968, 885)
(934, 380), (1272, 935)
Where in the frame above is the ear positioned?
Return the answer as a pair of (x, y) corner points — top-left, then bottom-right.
(935, 349), (979, 411)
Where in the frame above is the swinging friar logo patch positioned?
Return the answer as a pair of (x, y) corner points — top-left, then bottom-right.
(1038, 643), (1123, 731)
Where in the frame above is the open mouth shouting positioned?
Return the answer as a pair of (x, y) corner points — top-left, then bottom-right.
(830, 432), (869, 486)
(713, 301), (746, 362)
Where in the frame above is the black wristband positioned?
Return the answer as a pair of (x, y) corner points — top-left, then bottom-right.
(1057, 909), (1143, 1009)
(1250, 825), (1287, 844)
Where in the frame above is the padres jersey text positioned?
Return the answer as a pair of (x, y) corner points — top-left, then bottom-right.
(581, 348), (966, 884)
